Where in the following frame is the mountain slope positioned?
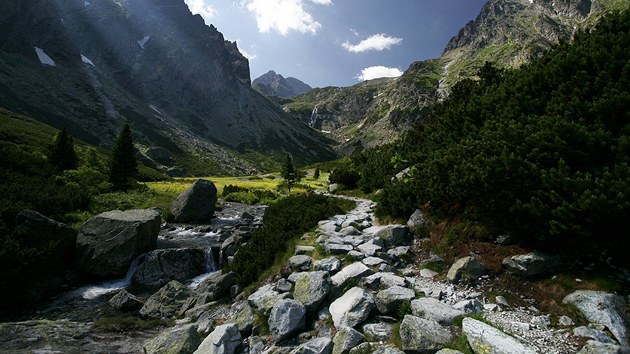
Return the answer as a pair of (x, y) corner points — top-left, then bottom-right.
(253, 71), (313, 98)
(0, 0), (335, 174)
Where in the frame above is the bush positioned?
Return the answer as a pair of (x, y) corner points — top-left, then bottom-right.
(329, 166), (360, 188)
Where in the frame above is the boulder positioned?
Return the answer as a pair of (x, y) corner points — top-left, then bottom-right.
(375, 286), (415, 316)
(276, 278), (293, 293)
(315, 257), (342, 273)
(295, 246), (315, 255)
(348, 343), (371, 354)
(196, 271), (236, 304)
(328, 183), (341, 193)
(362, 322), (394, 342)
(362, 273), (406, 290)
(407, 209), (425, 229)
(248, 284), (290, 315)
(144, 324), (201, 354)
(326, 243), (353, 255)
(578, 340), (627, 354)
(329, 287), (375, 329)
(131, 248), (205, 288)
(364, 225), (411, 247)
(419, 268), (438, 278)
(462, 317), (536, 354)
(221, 235), (242, 259)
(108, 289), (144, 311)
(291, 337), (333, 354)
(502, 251), (561, 278)
(234, 304), (255, 336)
(268, 299), (306, 342)
(574, 326), (618, 345)
(400, 315), (452, 353)
(332, 327), (365, 354)
(76, 208), (161, 277)
(170, 179), (218, 223)
(330, 262), (374, 291)
(194, 323), (242, 354)
(140, 280), (193, 319)
(289, 255), (313, 271)
(446, 256), (486, 284)
(453, 299), (484, 314)
(435, 350), (465, 354)
(362, 257), (387, 267)
(411, 298), (465, 325)
(294, 271), (330, 313)
(563, 290), (629, 345)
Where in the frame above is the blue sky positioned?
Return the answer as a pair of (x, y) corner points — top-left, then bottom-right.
(184, 0), (488, 88)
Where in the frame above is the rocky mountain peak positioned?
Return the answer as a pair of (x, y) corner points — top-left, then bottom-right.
(253, 70), (313, 98)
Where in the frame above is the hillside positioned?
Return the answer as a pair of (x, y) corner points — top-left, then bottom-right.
(252, 70), (312, 98)
(0, 0), (335, 174)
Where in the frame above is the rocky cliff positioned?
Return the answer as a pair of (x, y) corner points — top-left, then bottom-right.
(0, 0), (335, 173)
(253, 71), (313, 98)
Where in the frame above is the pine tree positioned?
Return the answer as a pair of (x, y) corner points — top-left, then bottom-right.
(313, 168), (320, 180)
(281, 153), (296, 191)
(109, 124), (138, 190)
(49, 127), (78, 171)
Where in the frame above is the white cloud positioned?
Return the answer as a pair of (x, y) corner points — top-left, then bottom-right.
(343, 33), (403, 53)
(240, 48), (257, 60)
(311, 0), (332, 4)
(356, 66), (403, 81)
(184, 0), (216, 24)
(245, 0), (322, 35)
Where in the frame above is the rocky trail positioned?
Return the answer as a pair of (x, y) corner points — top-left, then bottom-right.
(0, 194), (628, 353)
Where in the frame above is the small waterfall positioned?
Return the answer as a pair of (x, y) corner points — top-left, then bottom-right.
(309, 106), (318, 128)
(188, 247), (221, 289)
(79, 254), (145, 300)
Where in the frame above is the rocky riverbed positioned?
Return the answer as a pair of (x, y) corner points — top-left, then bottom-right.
(0, 194), (628, 353)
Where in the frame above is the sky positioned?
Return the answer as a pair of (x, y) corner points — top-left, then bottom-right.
(184, 0), (488, 88)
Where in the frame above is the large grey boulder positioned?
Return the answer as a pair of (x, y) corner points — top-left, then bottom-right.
(293, 271), (330, 313)
(194, 323), (242, 354)
(375, 286), (415, 316)
(289, 255), (313, 271)
(407, 209), (425, 229)
(329, 287), (375, 329)
(234, 304), (255, 336)
(315, 257), (342, 273)
(268, 299), (306, 342)
(574, 326), (618, 345)
(108, 289), (144, 311)
(332, 327), (365, 354)
(330, 262), (374, 292)
(411, 298), (465, 325)
(362, 322), (394, 342)
(453, 299), (484, 314)
(131, 248), (205, 288)
(76, 208), (160, 277)
(170, 179), (218, 223)
(563, 290), (629, 345)
(578, 340), (627, 354)
(196, 271), (236, 304)
(502, 251), (561, 278)
(462, 317), (537, 354)
(291, 337), (333, 354)
(248, 284), (290, 315)
(446, 256), (486, 284)
(363, 273), (406, 290)
(400, 315), (452, 353)
(364, 225), (411, 247)
(144, 324), (201, 354)
(140, 280), (193, 319)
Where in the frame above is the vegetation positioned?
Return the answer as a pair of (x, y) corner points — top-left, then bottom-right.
(347, 10), (630, 255)
(49, 127), (78, 171)
(109, 124), (138, 190)
(227, 193), (353, 286)
(281, 153), (298, 191)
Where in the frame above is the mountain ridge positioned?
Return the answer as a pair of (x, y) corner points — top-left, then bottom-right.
(252, 70), (313, 98)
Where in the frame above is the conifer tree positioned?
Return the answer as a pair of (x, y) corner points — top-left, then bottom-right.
(109, 124), (137, 190)
(281, 153), (296, 191)
(49, 127), (78, 171)
(313, 168), (320, 180)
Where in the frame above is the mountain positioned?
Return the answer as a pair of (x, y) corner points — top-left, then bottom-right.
(0, 0), (335, 175)
(284, 0), (629, 155)
(252, 71), (313, 98)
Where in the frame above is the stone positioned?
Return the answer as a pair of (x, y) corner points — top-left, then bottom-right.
(171, 179), (217, 223)
(131, 248), (205, 288)
(330, 262), (374, 291)
(194, 323), (242, 354)
(276, 278), (293, 293)
(364, 225), (411, 247)
(462, 317), (537, 354)
(295, 246), (315, 255)
(234, 304), (255, 336)
(387, 246), (410, 259)
(339, 226), (361, 236)
(347, 250), (365, 261)
(375, 286), (415, 315)
(248, 284), (290, 315)
(563, 290), (630, 345)
(144, 324), (201, 354)
(357, 243), (382, 257)
(329, 287), (375, 329)
(76, 208), (161, 277)
(573, 326), (618, 345)
(294, 271), (330, 313)
(140, 280), (193, 319)
(362, 256), (386, 267)
(290, 337), (333, 354)
(435, 350), (465, 354)
(108, 289), (144, 311)
(410, 298), (465, 325)
(289, 255), (313, 271)
(326, 243), (353, 255)
(268, 299), (306, 342)
(502, 251), (561, 278)
(558, 315), (575, 326)
(196, 272), (236, 304)
(446, 256), (486, 284)
(221, 235), (242, 258)
(407, 209), (425, 229)
(494, 295), (511, 308)
(328, 184), (341, 193)
(348, 343), (371, 354)
(400, 315), (452, 353)
(419, 268), (438, 278)
(315, 257), (342, 273)
(578, 340), (627, 354)
(453, 299), (484, 314)
(362, 273), (406, 290)
(371, 347), (404, 354)
(332, 327), (365, 354)
(362, 322), (394, 342)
